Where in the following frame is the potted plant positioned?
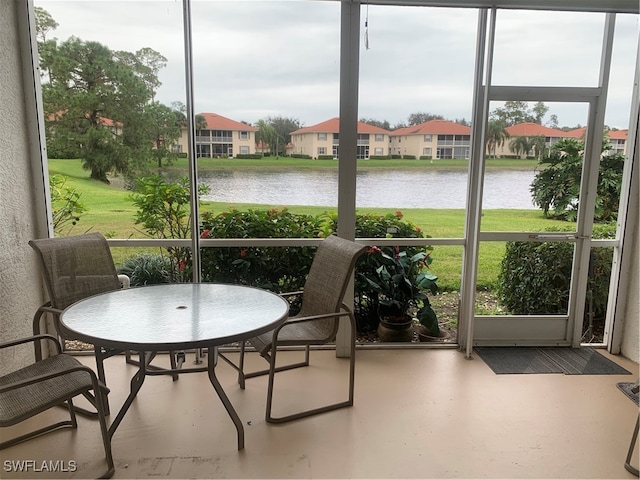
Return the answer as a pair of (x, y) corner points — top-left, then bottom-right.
(359, 246), (439, 342)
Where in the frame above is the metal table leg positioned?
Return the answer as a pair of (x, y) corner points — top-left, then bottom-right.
(207, 346), (244, 450)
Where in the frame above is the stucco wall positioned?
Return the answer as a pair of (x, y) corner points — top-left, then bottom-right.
(0, 0), (48, 375)
(621, 221), (639, 362)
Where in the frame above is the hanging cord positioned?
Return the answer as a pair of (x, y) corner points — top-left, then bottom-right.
(364, 2), (370, 50)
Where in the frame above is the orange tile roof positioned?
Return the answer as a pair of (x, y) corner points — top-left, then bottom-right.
(564, 127), (586, 138)
(290, 117), (391, 135)
(505, 122), (566, 137)
(607, 129), (628, 140)
(198, 112), (256, 131)
(391, 119), (471, 135)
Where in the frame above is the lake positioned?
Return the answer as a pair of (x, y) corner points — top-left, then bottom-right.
(197, 168), (537, 209)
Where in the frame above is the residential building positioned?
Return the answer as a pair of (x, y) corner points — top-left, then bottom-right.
(289, 118), (392, 159)
(390, 120), (472, 159)
(497, 122), (568, 158)
(177, 112), (257, 158)
(557, 126), (628, 156)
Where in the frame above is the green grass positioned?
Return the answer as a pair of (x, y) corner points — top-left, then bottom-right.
(49, 158), (569, 290)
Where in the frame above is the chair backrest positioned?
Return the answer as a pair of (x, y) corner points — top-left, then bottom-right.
(29, 232), (121, 310)
(297, 235), (367, 330)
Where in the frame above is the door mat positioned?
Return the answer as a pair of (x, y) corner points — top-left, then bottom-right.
(475, 347), (632, 375)
(617, 382), (639, 406)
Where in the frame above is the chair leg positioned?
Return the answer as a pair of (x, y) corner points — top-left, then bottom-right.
(625, 413), (639, 477)
(265, 315), (357, 424)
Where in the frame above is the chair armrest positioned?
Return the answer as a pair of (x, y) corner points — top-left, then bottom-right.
(118, 274), (130, 289)
(0, 334), (63, 354)
(280, 291), (303, 298)
(0, 362), (108, 395)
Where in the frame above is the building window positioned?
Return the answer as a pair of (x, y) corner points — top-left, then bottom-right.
(375, 134), (384, 141)
(423, 147), (432, 156)
(318, 133), (327, 141)
(357, 145), (369, 159)
(436, 147), (453, 159)
(453, 146), (470, 159)
(318, 147), (326, 155)
(374, 147), (383, 155)
(424, 134), (432, 142)
(240, 146), (249, 154)
(239, 131), (249, 140)
(437, 134), (454, 146)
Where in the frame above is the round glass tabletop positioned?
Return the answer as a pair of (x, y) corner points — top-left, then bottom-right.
(60, 283), (290, 350)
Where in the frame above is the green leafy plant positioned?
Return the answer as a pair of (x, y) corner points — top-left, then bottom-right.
(50, 174), (87, 234)
(530, 138), (624, 222)
(129, 174), (210, 282)
(200, 207), (325, 292)
(359, 245), (439, 334)
(118, 253), (172, 286)
(498, 224), (615, 318)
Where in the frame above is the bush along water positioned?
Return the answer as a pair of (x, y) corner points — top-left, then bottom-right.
(198, 208), (439, 333)
(498, 223), (615, 319)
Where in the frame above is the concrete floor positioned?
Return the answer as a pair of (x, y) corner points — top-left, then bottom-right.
(1, 347), (638, 479)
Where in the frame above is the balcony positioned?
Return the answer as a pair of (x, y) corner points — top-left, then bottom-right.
(2, 348), (638, 479)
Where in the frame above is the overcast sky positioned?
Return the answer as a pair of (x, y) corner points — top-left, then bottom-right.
(37, 1), (638, 129)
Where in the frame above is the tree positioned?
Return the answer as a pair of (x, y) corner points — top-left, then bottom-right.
(407, 112), (444, 126)
(41, 37), (153, 182)
(144, 102), (183, 168)
(267, 116), (302, 153)
(530, 138), (624, 222)
(115, 47), (167, 102)
(485, 119), (510, 158)
(509, 136), (535, 158)
(34, 7), (59, 83)
(531, 101), (549, 124)
(255, 119), (276, 155)
(360, 118), (391, 130)
(34, 6), (58, 43)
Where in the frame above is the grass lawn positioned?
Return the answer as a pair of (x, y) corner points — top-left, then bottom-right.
(49, 158), (569, 291)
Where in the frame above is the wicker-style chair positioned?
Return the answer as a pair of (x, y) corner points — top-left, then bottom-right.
(0, 334), (114, 479)
(29, 232), (177, 415)
(220, 235), (367, 423)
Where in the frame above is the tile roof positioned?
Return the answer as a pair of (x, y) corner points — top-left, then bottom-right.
(607, 129), (628, 140)
(391, 119), (471, 135)
(198, 112), (256, 131)
(505, 122), (566, 137)
(564, 127), (586, 138)
(290, 117), (391, 135)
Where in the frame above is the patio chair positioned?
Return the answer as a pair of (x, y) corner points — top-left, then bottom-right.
(29, 232), (178, 415)
(220, 234), (367, 423)
(0, 334), (114, 479)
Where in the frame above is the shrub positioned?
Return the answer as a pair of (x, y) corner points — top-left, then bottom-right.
(50, 174), (87, 234)
(200, 207), (326, 293)
(403, 155), (417, 159)
(498, 223), (615, 318)
(118, 253), (172, 286)
(129, 175), (210, 282)
(235, 154), (263, 159)
(330, 211), (435, 333)
(291, 153), (312, 159)
(369, 155), (391, 160)
(317, 155), (335, 160)
(419, 156), (433, 160)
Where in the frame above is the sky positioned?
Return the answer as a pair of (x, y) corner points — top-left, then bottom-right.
(36, 1), (639, 130)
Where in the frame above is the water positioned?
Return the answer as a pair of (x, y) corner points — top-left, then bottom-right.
(197, 168), (537, 209)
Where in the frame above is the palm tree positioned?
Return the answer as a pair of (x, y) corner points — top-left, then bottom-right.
(255, 119), (276, 156)
(485, 119), (510, 158)
(509, 136), (534, 159)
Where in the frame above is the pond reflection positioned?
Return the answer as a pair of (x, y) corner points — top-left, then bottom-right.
(195, 168), (537, 209)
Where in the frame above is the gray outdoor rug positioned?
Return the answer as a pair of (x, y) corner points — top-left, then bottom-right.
(617, 382), (640, 406)
(475, 347), (632, 375)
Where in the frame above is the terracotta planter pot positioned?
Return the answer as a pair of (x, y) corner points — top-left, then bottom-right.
(377, 316), (414, 342)
(414, 324), (451, 342)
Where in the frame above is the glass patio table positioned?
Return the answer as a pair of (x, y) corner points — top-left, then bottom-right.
(59, 283), (290, 450)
